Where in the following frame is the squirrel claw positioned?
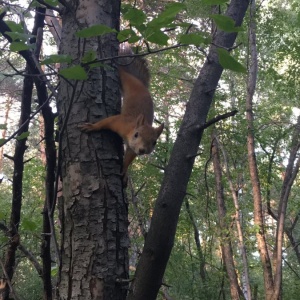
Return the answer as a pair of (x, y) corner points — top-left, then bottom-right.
(78, 123), (93, 132)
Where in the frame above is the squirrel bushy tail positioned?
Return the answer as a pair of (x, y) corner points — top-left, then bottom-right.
(118, 47), (150, 88)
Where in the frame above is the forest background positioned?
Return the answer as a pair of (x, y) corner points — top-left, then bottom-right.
(0, 0), (299, 299)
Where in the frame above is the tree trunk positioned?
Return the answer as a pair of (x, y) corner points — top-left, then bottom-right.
(212, 132), (244, 300)
(272, 116), (300, 299)
(2, 66), (33, 300)
(184, 199), (206, 283)
(246, 0), (274, 298)
(56, 1), (128, 299)
(127, 1), (250, 299)
(1, 8), (49, 295)
(0, 96), (13, 173)
(217, 136), (252, 299)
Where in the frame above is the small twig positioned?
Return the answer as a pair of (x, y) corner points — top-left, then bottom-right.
(115, 278), (133, 284)
(134, 182), (146, 197)
(185, 23), (194, 34)
(196, 46), (208, 57)
(6, 60), (25, 75)
(0, 258), (21, 300)
(198, 109), (238, 131)
(3, 153), (14, 161)
(211, 42), (243, 51)
(290, 211), (300, 232)
(24, 157), (35, 164)
(18, 244), (43, 276)
(83, 43), (188, 68)
(149, 163), (165, 171)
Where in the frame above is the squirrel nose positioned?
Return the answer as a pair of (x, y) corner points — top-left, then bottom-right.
(139, 148), (145, 155)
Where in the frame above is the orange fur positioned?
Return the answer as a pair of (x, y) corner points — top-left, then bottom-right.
(79, 53), (164, 177)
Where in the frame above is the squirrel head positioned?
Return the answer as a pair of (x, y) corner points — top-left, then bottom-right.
(128, 114), (164, 155)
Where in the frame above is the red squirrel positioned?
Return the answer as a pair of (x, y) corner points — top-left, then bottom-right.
(79, 48), (164, 176)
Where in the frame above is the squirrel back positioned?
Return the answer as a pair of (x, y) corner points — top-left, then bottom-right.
(79, 46), (164, 178)
(118, 47), (154, 126)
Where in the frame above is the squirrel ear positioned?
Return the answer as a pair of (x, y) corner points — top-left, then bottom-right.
(136, 114), (145, 127)
(156, 123), (164, 138)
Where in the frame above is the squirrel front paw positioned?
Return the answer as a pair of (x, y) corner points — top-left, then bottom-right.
(78, 123), (94, 132)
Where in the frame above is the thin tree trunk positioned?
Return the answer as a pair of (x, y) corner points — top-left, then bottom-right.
(246, 0), (274, 298)
(127, 1), (250, 299)
(185, 199), (206, 283)
(272, 116), (300, 299)
(0, 96), (13, 173)
(285, 217), (300, 265)
(0, 10), (56, 299)
(45, 9), (61, 48)
(212, 132), (244, 300)
(28, 8), (57, 300)
(217, 137), (252, 300)
(2, 66), (33, 300)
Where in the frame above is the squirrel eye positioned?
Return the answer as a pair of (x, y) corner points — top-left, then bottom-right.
(134, 132), (139, 138)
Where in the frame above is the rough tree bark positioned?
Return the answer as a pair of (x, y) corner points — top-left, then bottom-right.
(127, 1), (250, 299)
(56, 0), (128, 299)
(246, 0), (274, 298)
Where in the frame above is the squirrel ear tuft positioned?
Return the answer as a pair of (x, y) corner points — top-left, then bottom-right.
(156, 123), (164, 138)
(136, 114), (145, 127)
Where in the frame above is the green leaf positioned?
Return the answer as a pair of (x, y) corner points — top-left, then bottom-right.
(51, 266), (58, 277)
(0, 236), (9, 245)
(148, 3), (186, 29)
(41, 54), (72, 65)
(123, 7), (147, 26)
(59, 65), (88, 80)
(217, 48), (246, 73)
(179, 33), (210, 46)
(76, 25), (116, 38)
(117, 29), (138, 42)
(144, 29), (169, 45)
(16, 131), (30, 140)
(253, 224), (261, 234)
(43, 0), (58, 6)
(5, 32), (35, 41)
(202, 0), (228, 4)
(0, 124), (7, 130)
(89, 62), (106, 68)
(10, 42), (33, 52)
(5, 20), (23, 33)
(163, 2), (186, 16)
(81, 50), (97, 64)
(0, 138), (6, 146)
(210, 14), (243, 32)
(128, 35), (141, 43)
(0, 208), (6, 220)
(22, 218), (37, 231)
